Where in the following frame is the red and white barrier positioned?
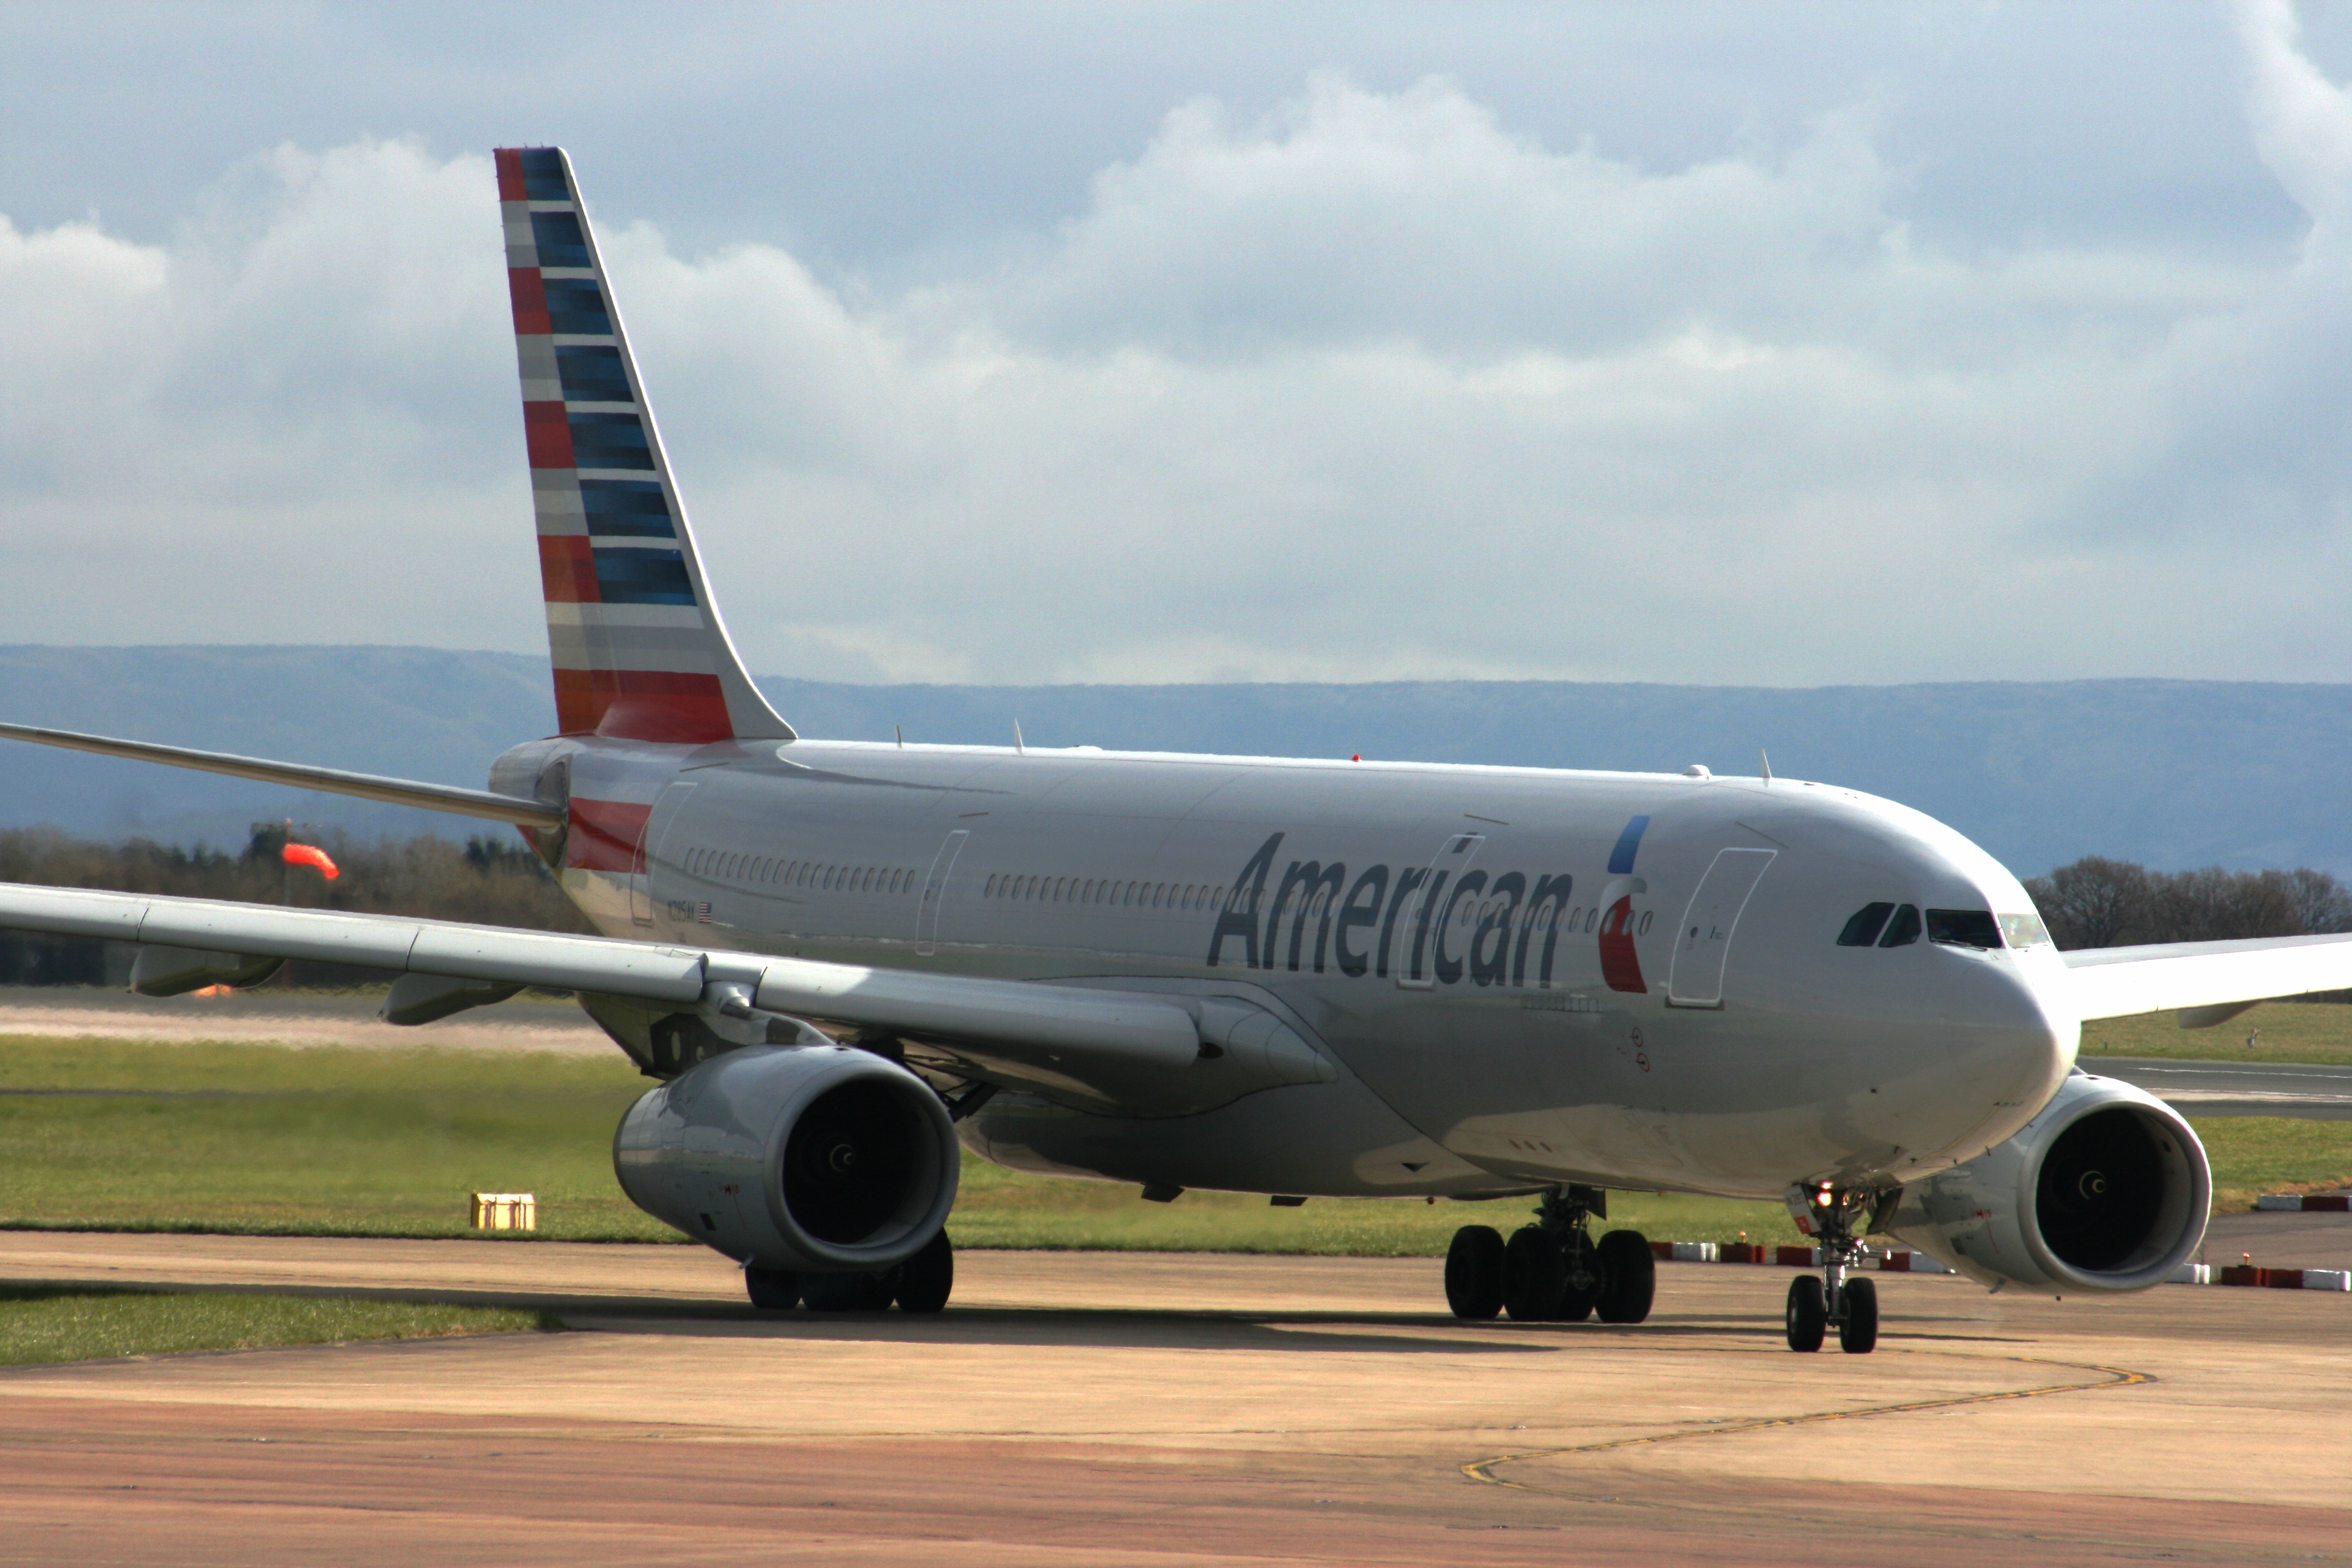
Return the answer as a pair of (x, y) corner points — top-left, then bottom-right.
(2255, 1193), (2351, 1212)
(1637, 1241), (2344, 1290)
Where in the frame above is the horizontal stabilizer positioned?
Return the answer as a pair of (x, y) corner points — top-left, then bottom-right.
(2064, 932), (2352, 1021)
(0, 722), (563, 829)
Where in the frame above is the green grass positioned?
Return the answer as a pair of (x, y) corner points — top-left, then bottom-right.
(0, 1282), (547, 1367)
(2080, 1001), (2352, 1063)
(2197, 1117), (2352, 1210)
(950, 1155), (1809, 1251)
(1, 1030), (2344, 1251)
(0, 1034), (676, 1241)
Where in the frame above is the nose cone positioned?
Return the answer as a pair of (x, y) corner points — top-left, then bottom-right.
(1913, 943), (2078, 1163)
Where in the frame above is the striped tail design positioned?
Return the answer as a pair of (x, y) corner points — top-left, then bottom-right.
(495, 146), (792, 746)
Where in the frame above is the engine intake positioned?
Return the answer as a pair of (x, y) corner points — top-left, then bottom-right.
(1886, 1072), (2209, 1295)
(614, 1044), (959, 1272)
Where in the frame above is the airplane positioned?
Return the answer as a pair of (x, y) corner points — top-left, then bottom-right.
(4, 145), (2342, 1350)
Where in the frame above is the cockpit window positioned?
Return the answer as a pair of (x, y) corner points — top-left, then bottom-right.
(1878, 904), (1922, 947)
(1837, 902), (1895, 947)
(1998, 912), (2051, 948)
(1926, 908), (2002, 950)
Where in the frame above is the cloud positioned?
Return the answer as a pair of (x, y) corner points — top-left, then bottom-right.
(7, 33), (2352, 690)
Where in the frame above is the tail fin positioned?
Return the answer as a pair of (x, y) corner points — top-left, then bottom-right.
(495, 146), (792, 746)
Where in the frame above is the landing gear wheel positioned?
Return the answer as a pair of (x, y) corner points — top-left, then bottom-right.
(1593, 1229), (1656, 1324)
(1837, 1275), (1878, 1354)
(745, 1265), (799, 1311)
(1785, 1275), (1826, 1353)
(1555, 1228), (1597, 1322)
(1502, 1226), (1566, 1321)
(801, 1269), (897, 1312)
(894, 1230), (955, 1314)
(1445, 1225), (1504, 1320)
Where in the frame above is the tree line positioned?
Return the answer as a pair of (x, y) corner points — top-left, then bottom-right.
(2023, 856), (2352, 950)
(0, 824), (590, 987)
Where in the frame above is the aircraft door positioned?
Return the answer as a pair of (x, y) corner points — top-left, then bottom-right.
(1665, 846), (1776, 1008)
(1394, 832), (1485, 989)
(915, 828), (969, 957)
(631, 782), (697, 927)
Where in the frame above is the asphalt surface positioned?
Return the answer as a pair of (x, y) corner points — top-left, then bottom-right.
(2088, 1055), (2352, 1119)
(0, 1234), (2344, 1566)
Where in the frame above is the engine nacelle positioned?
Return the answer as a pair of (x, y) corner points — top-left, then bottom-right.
(614, 1044), (959, 1272)
(1885, 1072), (2209, 1295)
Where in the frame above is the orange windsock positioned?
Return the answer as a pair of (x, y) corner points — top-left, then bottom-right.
(281, 842), (339, 880)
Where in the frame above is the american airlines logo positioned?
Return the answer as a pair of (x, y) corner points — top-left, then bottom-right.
(1203, 829), (1651, 993)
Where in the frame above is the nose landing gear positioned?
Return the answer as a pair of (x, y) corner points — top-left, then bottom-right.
(1785, 1183), (1890, 1353)
(1445, 1186), (1654, 1324)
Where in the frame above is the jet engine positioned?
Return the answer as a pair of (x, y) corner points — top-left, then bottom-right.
(614, 1043), (959, 1273)
(1884, 1072), (2209, 1295)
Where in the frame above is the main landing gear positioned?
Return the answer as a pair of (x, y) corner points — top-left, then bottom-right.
(1785, 1183), (1886, 1354)
(745, 1229), (955, 1315)
(1445, 1186), (1654, 1325)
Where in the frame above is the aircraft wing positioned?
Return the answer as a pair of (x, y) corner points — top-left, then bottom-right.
(0, 722), (562, 829)
(0, 883), (1331, 1115)
(2063, 932), (2352, 1025)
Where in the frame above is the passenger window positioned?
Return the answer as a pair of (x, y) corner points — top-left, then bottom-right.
(1838, 903), (1895, 947)
(1878, 904), (1922, 947)
(1638, 911), (1653, 935)
(1926, 909), (2002, 950)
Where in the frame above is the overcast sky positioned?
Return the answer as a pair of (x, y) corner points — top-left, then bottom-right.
(8, 2), (2352, 687)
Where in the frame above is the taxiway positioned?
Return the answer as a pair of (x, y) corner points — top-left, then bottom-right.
(0, 1232), (2345, 1564)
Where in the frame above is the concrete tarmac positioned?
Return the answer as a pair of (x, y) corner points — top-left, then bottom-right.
(2095, 1054), (2352, 1119)
(0, 1233), (2346, 1565)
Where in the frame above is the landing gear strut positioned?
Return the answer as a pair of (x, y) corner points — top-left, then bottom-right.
(1446, 1186), (1654, 1324)
(1785, 1183), (1887, 1354)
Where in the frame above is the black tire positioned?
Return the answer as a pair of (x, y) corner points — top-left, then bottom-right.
(895, 1230), (955, 1314)
(1838, 1276), (1878, 1354)
(1786, 1275), (1826, 1353)
(1556, 1229), (1598, 1322)
(1593, 1229), (1656, 1324)
(801, 1269), (897, 1312)
(1501, 1226), (1566, 1321)
(745, 1264), (799, 1311)
(1444, 1225), (1504, 1320)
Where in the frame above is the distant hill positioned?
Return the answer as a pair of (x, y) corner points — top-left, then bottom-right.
(2, 645), (2347, 877)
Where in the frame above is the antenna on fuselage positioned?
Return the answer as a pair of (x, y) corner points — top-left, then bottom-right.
(1760, 748), (1772, 786)
(895, 724), (904, 748)
(1013, 719), (1025, 755)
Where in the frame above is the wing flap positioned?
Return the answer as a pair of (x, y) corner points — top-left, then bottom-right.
(749, 957), (1201, 1071)
(0, 881), (1321, 1114)
(0, 883), (705, 1000)
(2063, 932), (2352, 1021)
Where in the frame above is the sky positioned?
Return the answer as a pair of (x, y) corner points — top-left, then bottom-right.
(8, 2), (2352, 688)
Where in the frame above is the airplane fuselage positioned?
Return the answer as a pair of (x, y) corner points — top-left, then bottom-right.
(498, 734), (2078, 1206)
